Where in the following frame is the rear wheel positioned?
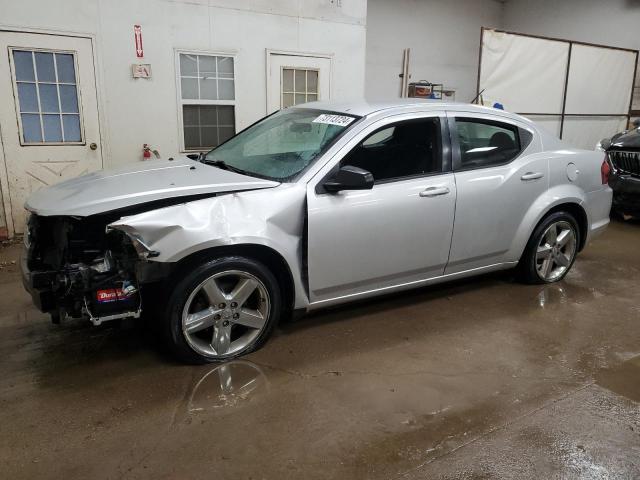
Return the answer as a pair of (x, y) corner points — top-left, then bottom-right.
(518, 212), (580, 284)
(164, 256), (281, 364)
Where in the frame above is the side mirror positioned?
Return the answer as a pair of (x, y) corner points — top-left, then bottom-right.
(323, 165), (374, 193)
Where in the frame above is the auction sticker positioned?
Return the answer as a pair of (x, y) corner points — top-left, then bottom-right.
(312, 114), (355, 127)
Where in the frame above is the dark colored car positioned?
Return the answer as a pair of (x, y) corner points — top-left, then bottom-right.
(603, 119), (640, 217)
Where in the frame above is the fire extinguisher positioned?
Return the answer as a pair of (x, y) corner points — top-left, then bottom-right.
(142, 144), (160, 160)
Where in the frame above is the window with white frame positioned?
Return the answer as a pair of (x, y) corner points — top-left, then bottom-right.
(281, 68), (318, 108)
(178, 53), (236, 150)
(11, 49), (83, 144)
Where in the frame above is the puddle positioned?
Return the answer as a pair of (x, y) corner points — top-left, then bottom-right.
(184, 360), (270, 416)
(536, 283), (602, 309)
(595, 355), (640, 402)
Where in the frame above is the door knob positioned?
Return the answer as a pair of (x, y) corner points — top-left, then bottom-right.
(89, 142), (98, 150)
(419, 186), (450, 197)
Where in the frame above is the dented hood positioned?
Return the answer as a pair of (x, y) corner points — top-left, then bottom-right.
(25, 157), (279, 217)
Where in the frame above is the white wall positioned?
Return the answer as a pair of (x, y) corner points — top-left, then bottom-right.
(0, 0), (367, 168)
(365, 0), (504, 102)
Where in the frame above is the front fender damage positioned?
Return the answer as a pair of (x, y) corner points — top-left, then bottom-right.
(108, 186), (309, 308)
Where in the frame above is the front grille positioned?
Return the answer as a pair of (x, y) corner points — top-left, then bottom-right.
(609, 150), (640, 176)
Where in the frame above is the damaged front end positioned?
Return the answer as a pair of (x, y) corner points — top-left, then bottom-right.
(21, 212), (153, 325)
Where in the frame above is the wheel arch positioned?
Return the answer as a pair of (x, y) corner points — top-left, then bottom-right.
(541, 202), (588, 251)
(171, 243), (297, 315)
(508, 187), (590, 263)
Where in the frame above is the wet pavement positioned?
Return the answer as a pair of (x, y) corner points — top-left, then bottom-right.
(1, 220), (639, 479)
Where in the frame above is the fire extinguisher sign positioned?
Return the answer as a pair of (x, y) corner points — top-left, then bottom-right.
(134, 25), (144, 58)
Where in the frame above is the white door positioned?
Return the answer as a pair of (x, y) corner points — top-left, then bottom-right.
(267, 53), (331, 114)
(0, 31), (103, 234)
(306, 113), (456, 304)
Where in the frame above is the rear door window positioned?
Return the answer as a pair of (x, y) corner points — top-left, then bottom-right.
(455, 118), (522, 170)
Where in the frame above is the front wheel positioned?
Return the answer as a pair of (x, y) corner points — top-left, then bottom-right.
(517, 212), (580, 284)
(163, 256), (281, 364)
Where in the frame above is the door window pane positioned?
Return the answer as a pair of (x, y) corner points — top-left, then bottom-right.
(35, 52), (56, 82)
(307, 71), (318, 93)
(13, 51), (35, 81)
(43, 114), (63, 142)
(281, 68), (320, 107)
(182, 105), (236, 149)
(21, 114), (42, 142)
(283, 69), (294, 92)
(39, 84), (60, 113)
(17, 83), (39, 112)
(62, 115), (81, 141)
(342, 118), (442, 182)
(59, 85), (79, 113)
(294, 70), (306, 92)
(282, 93), (294, 108)
(11, 49), (83, 144)
(55, 54), (76, 83)
(455, 118), (521, 169)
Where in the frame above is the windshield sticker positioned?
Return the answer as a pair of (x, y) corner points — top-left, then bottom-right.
(312, 114), (355, 127)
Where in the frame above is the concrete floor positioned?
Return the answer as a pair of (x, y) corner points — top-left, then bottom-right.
(1, 220), (639, 479)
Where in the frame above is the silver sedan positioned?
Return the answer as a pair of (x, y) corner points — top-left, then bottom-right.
(23, 100), (613, 363)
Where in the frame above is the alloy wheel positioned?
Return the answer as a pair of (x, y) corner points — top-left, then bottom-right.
(182, 270), (270, 359)
(535, 221), (577, 282)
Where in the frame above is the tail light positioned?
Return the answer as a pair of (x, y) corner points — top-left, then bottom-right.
(601, 155), (611, 185)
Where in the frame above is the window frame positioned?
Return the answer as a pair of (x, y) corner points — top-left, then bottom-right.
(449, 115), (533, 172)
(315, 112), (451, 194)
(174, 49), (237, 152)
(9, 47), (85, 146)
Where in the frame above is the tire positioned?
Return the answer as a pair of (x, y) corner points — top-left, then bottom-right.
(517, 211), (580, 285)
(163, 255), (281, 364)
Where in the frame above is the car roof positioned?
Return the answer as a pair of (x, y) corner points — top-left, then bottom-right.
(296, 98), (534, 126)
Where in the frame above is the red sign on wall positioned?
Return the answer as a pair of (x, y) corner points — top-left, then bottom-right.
(134, 25), (144, 58)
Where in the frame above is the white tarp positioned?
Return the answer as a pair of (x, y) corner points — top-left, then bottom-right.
(479, 30), (569, 114)
(478, 29), (638, 149)
(565, 44), (636, 115)
(562, 116), (628, 150)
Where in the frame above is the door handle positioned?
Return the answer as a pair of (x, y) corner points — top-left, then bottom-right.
(89, 142), (98, 150)
(419, 186), (450, 197)
(521, 172), (544, 181)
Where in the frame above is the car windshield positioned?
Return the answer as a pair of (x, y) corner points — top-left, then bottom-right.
(203, 109), (359, 181)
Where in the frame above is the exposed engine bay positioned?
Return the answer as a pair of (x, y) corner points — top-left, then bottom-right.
(23, 212), (151, 325)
